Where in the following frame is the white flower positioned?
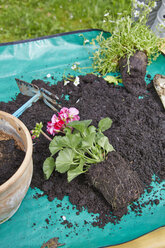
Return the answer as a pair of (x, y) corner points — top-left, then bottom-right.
(84, 39), (89, 44)
(71, 62), (80, 70)
(134, 10), (140, 18)
(121, 17), (126, 21)
(117, 13), (122, 15)
(103, 20), (106, 23)
(47, 73), (51, 78)
(153, 2), (157, 8)
(133, 0), (143, 8)
(104, 13), (109, 17)
(62, 216), (66, 221)
(134, 2), (138, 8)
(73, 76), (80, 86)
(71, 64), (77, 70)
(138, 2), (145, 7)
(158, 23), (165, 29)
(64, 80), (70, 86)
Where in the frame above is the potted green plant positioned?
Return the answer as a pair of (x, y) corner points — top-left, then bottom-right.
(92, 0), (165, 94)
(0, 111), (33, 224)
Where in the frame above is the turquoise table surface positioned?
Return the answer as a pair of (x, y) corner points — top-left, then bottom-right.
(0, 30), (164, 248)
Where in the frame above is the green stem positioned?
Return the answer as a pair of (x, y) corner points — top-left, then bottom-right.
(81, 66), (92, 69)
(41, 130), (52, 142)
(72, 161), (80, 166)
(73, 148), (101, 164)
(86, 147), (102, 161)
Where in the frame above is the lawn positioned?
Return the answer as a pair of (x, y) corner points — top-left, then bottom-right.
(0, 0), (131, 43)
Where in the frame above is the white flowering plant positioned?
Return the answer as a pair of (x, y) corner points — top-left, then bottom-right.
(64, 75), (80, 87)
(92, 0), (165, 74)
(63, 60), (93, 86)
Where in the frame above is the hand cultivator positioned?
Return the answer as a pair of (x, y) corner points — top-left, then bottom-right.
(13, 78), (61, 118)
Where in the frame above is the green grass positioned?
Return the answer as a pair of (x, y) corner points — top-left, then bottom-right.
(0, 0), (131, 43)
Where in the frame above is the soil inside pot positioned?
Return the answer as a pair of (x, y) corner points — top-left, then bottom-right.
(0, 73), (164, 228)
(0, 131), (25, 185)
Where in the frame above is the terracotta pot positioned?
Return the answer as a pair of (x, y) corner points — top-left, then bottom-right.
(0, 111), (33, 224)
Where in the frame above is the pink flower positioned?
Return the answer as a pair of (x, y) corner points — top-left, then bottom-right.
(68, 107), (80, 122)
(47, 107), (80, 136)
(47, 119), (65, 135)
(59, 107), (80, 123)
(68, 107), (79, 117)
(59, 107), (69, 122)
(54, 120), (65, 132)
(71, 115), (80, 122)
(51, 114), (58, 123)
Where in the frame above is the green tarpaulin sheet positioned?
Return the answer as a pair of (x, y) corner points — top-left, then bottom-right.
(0, 30), (164, 248)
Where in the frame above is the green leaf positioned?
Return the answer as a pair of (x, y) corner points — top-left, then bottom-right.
(49, 133), (81, 155)
(43, 157), (55, 179)
(67, 120), (92, 134)
(88, 125), (96, 133)
(81, 132), (96, 148)
(98, 117), (112, 132)
(83, 125), (96, 137)
(96, 132), (104, 141)
(64, 127), (72, 135)
(62, 133), (82, 148)
(56, 148), (75, 173)
(97, 136), (115, 153)
(104, 75), (119, 85)
(67, 158), (85, 182)
(49, 136), (64, 156)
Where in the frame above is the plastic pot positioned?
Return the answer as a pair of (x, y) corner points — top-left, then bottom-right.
(0, 111), (33, 224)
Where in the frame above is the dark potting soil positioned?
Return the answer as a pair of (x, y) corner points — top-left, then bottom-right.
(119, 51), (148, 95)
(0, 74), (164, 228)
(88, 151), (144, 214)
(0, 132), (25, 185)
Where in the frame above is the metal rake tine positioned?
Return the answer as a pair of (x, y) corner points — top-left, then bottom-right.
(42, 92), (61, 108)
(40, 88), (59, 101)
(42, 98), (59, 113)
(40, 88), (61, 108)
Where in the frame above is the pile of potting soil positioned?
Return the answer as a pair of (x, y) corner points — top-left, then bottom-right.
(0, 74), (164, 228)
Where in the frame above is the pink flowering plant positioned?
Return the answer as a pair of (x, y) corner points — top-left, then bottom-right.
(47, 107), (80, 135)
(31, 107), (80, 141)
(31, 107), (114, 182)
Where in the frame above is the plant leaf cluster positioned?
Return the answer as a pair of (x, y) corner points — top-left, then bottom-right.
(43, 117), (114, 182)
(92, 1), (165, 75)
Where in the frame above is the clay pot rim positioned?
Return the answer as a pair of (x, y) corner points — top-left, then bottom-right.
(0, 111), (33, 192)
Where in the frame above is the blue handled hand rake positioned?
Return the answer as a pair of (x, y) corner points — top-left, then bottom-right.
(13, 78), (61, 118)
